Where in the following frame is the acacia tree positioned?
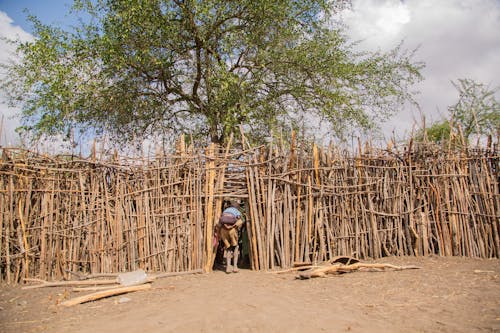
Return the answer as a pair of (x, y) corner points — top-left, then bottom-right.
(448, 78), (499, 142)
(418, 79), (499, 145)
(3, 0), (423, 145)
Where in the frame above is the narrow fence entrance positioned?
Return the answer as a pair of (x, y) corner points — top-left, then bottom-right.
(206, 166), (251, 272)
(0, 142), (499, 282)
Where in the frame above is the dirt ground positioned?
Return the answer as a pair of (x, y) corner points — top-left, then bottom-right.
(0, 256), (499, 333)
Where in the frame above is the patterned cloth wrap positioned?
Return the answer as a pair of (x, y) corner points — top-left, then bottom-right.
(219, 207), (241, 225)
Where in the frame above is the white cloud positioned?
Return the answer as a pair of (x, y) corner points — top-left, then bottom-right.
(342, 0), (411, 48)
(0, 12), (32, 52)
(0, 11), (33, 147)
(341, 0), (500, 140)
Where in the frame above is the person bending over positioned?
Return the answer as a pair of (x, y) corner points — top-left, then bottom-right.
(217, 200), (243, 273)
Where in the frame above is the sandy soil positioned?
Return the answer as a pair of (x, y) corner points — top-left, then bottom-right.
(1, 256), (499, 333)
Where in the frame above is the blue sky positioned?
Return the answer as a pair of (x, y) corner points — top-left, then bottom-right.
(0, 0), (499, 149)
(0, 0), (76, 32)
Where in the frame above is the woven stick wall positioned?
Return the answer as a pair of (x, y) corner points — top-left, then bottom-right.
(0, 140), (498, 282)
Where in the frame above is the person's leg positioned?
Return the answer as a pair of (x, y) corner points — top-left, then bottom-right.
(225, 248), (233, 273)
(232, 245), (239, 273)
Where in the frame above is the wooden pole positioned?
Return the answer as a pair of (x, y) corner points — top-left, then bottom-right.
(60, 284), (152, 307)
(203, 144), (216, 273)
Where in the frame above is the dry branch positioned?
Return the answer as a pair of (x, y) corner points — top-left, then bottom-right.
(298, 262), (422, 279)
(59, 284), (152, 307)
(66, 271), (119, 280)
(73, 285), (124, 292)
(22, 278), (119, 290)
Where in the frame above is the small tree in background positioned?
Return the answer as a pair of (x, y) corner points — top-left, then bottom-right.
(448, 78), (499, 143)
(417, 79), (499, 145)
(417, 119), (451, 144)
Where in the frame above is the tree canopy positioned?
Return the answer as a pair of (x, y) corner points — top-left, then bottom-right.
(3, 0), (423, 145)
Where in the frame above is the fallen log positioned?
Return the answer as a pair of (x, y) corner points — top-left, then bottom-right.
(66, 271), (119, 280)
(23, 269), (203, 290)
(22, 278), (118, 290)
(272, 257), (362, 275)
(60, 284), (152, 307)
(73, 285), (125, 292)
(298, 263), (421, 279)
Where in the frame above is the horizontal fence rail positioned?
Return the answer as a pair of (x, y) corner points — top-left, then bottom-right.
(0, 140), (499, 282)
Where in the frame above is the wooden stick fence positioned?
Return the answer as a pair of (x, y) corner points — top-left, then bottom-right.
(0, 139), (498, 282)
